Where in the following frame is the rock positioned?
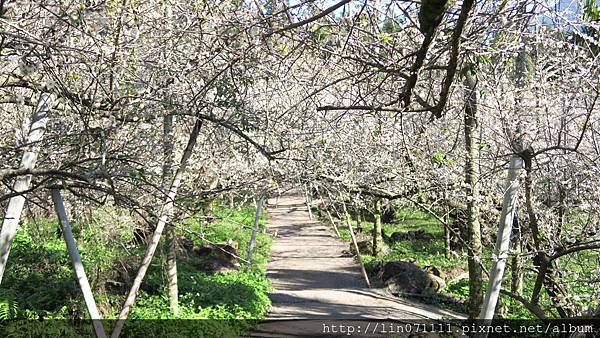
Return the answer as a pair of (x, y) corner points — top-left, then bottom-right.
(373, 243), (391, 256)
(419, 232), (435, 241)
(226, 239), (239, 251)
(349, 240), (374, 255)
(379, 261), (422, 282)
(425, 273), (446, 292)
(390, 232), (411, 242)
(389, 230), (435, 243)
(194, 243), (240, 274)
(424, 265), (445, 279)
(381, 208), (395, 224)
(379, 261), (445, 295)
(445, 266), (468, 280)
(178, 236), (195, 252)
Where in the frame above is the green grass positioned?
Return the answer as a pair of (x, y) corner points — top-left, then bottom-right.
(350, 209), (469, 313)
(0, 199), (273, 337)
(326, 206), (599, 319)
(184, 202), (272, 269)
(334, 208), (465, 271)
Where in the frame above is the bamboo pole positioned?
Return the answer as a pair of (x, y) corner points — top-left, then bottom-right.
(247, 191), (266, 267)
(326, 194), (346, 238)
(111, 119), (202, 338)
(304, 183), (313, 220)
(478, 155), (523, 332)
(316, 187), (341, 238)
(0, 93), (53, 284)
(342, 201), (371, 288)
(51, 189), (106, 338)
(325, 209), (341, 238)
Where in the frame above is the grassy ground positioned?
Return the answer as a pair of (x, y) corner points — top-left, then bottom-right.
(333, 208), (470, 313)
(326, 206), (599, 319)
(0, 200), (273, 337)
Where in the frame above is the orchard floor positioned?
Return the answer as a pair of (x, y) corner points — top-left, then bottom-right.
(247, 192), (465, 337)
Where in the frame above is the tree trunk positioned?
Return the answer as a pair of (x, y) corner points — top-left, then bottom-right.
(162, 114), (178, 316)
(443, 189), (452, 258)
(524, 156), (576, 317)
(464, 73), (483, 319)
(510, 214), (524, 316)
(510, 216), (523, 298)
(0, 93), (53, 284)
(556, 183), (566, 240)
(51, 189), (106, 338)
(545, 265), (576, 317)
(111, 119), (202, 338)
(356, 208), (363, 233)
(372, 199), (383, 257)
(444, 219), (451, 257)
(479, 155), (523, 323)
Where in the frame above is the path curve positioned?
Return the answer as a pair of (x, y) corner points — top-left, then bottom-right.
(250, 192), (464, 337)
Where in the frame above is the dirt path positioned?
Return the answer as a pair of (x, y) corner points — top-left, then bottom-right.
(248, 192), (464, 337)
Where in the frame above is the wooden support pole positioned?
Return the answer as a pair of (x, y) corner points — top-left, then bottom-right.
(342, 202), (371, 288)
(478, 155), (523, 332)
(0, 93), (53, 284)
(247, 191), (266, 267)
(51, 189), (106, 338)
(315, 187), (340, 238)
(326, 209), (341, 238)
(304, 183), (313, 220)
(111, 119), (202, 338)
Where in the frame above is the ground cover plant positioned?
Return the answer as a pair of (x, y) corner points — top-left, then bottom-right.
(0, 200), (272, 337)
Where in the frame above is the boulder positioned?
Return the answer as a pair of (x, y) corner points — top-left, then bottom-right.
(379, 261), (445, 295)
(178, 236), (195, 252)
(224, 239), (239, 251)
(424, 265), (445, 279)
(379, 261), (422, 282)
(373, 243), (391, 256)
(349, 240), (374, 255)
(419, 232), (435, 241)
(389, 232), (411, 242)
(194, 243), (240, 274)
(389, 229), (435, 243)
(425, 273), (446, 292)
(381, 208), (395, 224)
(446, 266), (468, 281)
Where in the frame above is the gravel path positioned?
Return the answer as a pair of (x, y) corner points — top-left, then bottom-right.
(248, 192), (464, 337)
